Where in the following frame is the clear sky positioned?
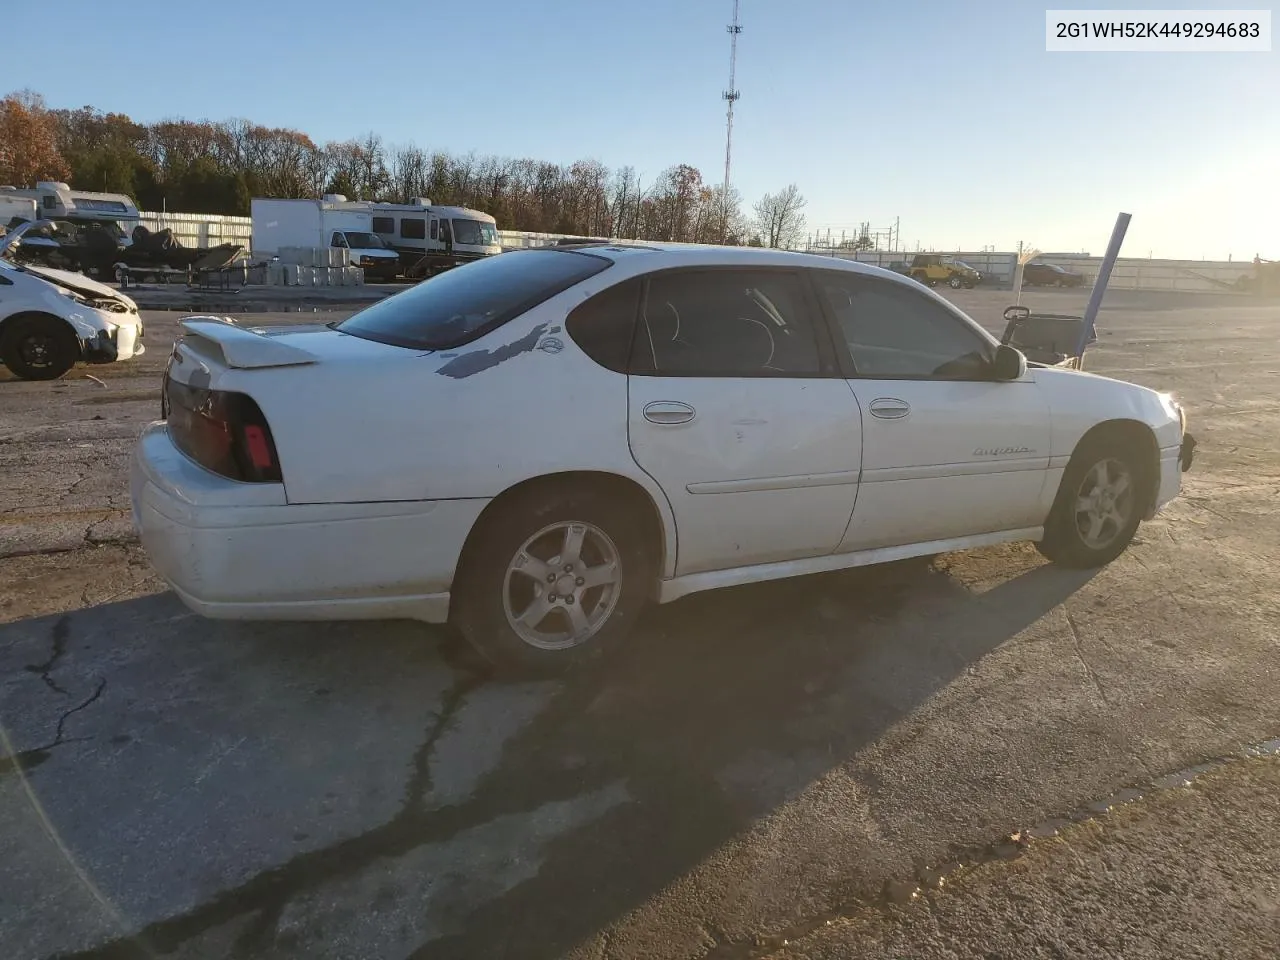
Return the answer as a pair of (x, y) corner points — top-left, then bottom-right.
(3, 0), (1275, 259)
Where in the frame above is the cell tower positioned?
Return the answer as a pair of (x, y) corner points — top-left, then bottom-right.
(721, 0), (742, 241)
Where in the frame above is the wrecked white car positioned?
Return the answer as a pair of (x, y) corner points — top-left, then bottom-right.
(0, 219), (145, 381)
(132, 244), (1195, 675)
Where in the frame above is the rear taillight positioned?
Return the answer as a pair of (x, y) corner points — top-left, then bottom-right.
(164, 378), (282, 483)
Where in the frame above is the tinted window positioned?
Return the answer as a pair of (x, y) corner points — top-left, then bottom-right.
(337, 249), (611, 349)
(820, 274), (992, 379)
(430, 219), (438, 240)
(400, 217), (426, 239)
(633, 270), (822, 377)
(372, 216), (394, 234)
(566, 279), (641, 373)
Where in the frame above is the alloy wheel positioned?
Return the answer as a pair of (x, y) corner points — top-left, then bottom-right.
(502, 520), (623, 650)
(1073, 458), (1135, 550)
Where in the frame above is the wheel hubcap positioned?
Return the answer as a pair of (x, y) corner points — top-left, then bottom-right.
(1073, 457), (1134, 550)
(20, 334), (56, 368)
(502, 520), (622, 650)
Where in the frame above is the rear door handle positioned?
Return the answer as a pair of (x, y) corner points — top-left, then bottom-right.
(643, 401), (696, 425)
(869, 398), (910, 420)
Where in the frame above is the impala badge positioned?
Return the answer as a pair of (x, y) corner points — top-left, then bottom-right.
(974, 446), (1032, 456)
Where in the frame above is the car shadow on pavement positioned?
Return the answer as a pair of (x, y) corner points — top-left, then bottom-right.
(411, 557), (1096, 960)
(0, 554), (1095, 960)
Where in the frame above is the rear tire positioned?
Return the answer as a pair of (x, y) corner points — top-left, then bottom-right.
(1036, 438), (1146, 568)
(0, 314), (79, 381)
(451, 485), (654, 676)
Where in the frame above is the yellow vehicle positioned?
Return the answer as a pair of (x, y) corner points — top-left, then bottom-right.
(908, 254), (982, 289)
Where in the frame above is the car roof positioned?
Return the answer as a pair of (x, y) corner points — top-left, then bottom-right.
(554, 242), (905, 279)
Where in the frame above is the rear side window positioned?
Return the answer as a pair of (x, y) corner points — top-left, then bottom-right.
(632, 269), (823, 377)
(337, 249), (611, 349)
(566, 279), (641, 372)
(372, 216), (394, 234)
(400, 218), (425, 239)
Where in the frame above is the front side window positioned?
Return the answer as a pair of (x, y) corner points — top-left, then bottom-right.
(632, 269), (822, 377)
(819, 273), (994, 380)
(429, 219), (438, 240)
(330, 232), (347, 248)
(400, 218), (426, 240)
(337, 249), (611, 349)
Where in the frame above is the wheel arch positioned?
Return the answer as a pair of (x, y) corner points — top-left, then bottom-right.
(1065, 418), (1162, 516)
(457, 469), (675, 595)
(0, 309), (79, 342)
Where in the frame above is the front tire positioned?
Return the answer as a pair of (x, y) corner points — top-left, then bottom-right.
(452, 486), (654, 676)
(0, 314), (79, 381)
(1036, 439), (1146, 568)
(948, 274), (964, 289)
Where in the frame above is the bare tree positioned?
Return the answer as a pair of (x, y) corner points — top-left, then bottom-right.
(753, 184), (807, 249)
(389, 143), (428, 201)
(9, 87), (826, 241)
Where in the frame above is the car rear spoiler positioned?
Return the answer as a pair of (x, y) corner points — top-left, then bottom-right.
(178, 316), (317, 369)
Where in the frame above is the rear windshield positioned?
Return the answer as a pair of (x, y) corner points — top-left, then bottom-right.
(336, 249), (611, 349)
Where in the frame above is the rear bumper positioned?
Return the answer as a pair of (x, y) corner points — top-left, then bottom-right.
(130, 422), (487, 623)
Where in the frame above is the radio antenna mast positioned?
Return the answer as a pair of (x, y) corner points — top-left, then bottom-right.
(721, 0), (742, 242)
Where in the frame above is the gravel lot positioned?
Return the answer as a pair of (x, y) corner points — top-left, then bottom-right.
(1, 288), (1278, 959)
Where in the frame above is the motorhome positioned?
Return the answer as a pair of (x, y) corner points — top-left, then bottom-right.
(368, 199), (501, 273)
(250, 196), (402, 279)
(0, 182), (140, 241)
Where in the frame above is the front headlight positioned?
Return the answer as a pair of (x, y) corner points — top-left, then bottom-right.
(1159, 392), (1185, 431)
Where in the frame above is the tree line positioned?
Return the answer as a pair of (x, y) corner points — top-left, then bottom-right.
(1, 90), (810, 248)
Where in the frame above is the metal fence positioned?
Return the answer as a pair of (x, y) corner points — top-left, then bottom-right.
(138, 211), (253, 248)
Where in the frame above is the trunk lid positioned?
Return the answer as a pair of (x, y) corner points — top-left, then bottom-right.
(169, 317), (420, 380)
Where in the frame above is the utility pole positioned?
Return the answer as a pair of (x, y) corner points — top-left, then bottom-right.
(721, 0), (742, 243)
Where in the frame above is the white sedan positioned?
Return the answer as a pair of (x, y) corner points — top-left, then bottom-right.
(131, 244), (1194, 673)
(0, 221), (144, 380)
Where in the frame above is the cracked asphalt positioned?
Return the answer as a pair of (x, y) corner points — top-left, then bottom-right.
(2, 290), (1279, 959)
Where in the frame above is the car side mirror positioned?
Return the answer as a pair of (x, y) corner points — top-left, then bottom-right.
(992, 343), (1026, 381)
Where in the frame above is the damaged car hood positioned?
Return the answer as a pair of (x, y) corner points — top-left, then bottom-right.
(21, 263), (136, 308)
(0, 217), (138, 311)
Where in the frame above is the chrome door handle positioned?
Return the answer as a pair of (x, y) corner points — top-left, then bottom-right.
(869, 398), (910, 420)
(643, 401), (696, 425)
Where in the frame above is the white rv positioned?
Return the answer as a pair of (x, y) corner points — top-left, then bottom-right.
(250, 196), (402, 279)
(0, 182), (139, 244)
(368, 199), (501, 272)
